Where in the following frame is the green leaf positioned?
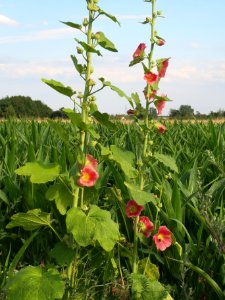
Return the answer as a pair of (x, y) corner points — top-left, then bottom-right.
(99, 78), (133, 107)
(110, 145), (137, 179)
(129, 57), (145, 67)
(154, 153), (179, 173)
(75, 39), (102, 56)
(51, 242), (75, 266)
(71, 55), (84, 75)
(96, 31), (118, 52)
(46, 183), (73, 215)
(66, 205), (120, 252)
(99, 9), (121, 26)
(124, 182), (156, 205)
(131, 273), (172, 300)
(15, 162), (60, 183)
(0, 189), (9, 205)
(8, 231), (39, 277)
(63, 108), (87, 130)
(92, 111), (116, 129)
(41, 79), (75, 97)
(6, 209), (51, 231)
(5, 266), (64, 300)
(131, 92), (141, 107)
(61, 21), (82, 30)
(138, 258), (160, 281)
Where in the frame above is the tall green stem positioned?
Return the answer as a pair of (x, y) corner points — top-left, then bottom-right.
(140, 0), (156, 190)
(132, 217), (139, 273)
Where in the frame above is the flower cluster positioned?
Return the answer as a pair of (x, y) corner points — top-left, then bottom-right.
(77, 154), (99, 187)
(128, 42), (171, 133)
(125, 199), (172, 251)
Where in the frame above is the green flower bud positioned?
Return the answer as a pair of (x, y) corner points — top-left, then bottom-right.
(76, 47), (83, 54)
(83, 18), (89, 27)
(77, 92), (83, 99)
(89, 79), (96, 86)
(157, 10), (163, 16)
(148, 140), (154, 145)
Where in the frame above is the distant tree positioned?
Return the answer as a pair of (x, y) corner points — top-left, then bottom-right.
(169, 109), (180, 118)
(169, 105), (194, 118)
(5, 104), (16, 118)
(0, 96), (53, 118)
(179, 105), (194, 118)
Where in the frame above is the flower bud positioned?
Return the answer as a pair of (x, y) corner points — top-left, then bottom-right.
(157, 10), (163, 16)
(83, 18), (89, 27)
(156, 39), (165, 46)
(76, 47), (83, 54)
(89, 79), (96, 86)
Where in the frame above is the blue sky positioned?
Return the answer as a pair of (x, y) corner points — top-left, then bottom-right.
(0, 0), (225, 115)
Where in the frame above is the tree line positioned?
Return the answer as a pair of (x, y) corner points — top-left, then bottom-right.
(0, 96), (67, 119)
(0, 96), (224, 120)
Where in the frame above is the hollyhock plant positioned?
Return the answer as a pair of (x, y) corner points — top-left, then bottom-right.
(144, 72), (158, 85)
(137, 216), (154, 238)
(157, 58), (169, 78)
(155, 100), (166, 115)
(77, 165), (99, 187)
(126, 200), (144, 218)
(153, 226), (172, 251)
(133, 43), (146, 59)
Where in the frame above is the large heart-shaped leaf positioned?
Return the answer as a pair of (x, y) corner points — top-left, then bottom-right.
(124, 182), (156, 205)
(110, 145), (137, 179)
(66, 205), (119, 251)
(6, 209), (51, 231)
(5, 266), (64, 300)
(46, 183), (73, 215)
(15, 162), (60, 183)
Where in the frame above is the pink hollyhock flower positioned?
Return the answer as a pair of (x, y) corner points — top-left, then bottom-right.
(155, 123), (166, 134)
(156, 100), (166, 115)
(158, 58), (169, 78)
(126, 200), (144, 218)
(153, 226), (172, 251)
(86, 154), (98, 170)
(133, 43), (146, 59)
(137, 216), (154, 238)
(144, 72), (159, 85)
(77, 165), (99, 187)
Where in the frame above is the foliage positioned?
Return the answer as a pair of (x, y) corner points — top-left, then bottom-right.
(0, 95), (53, 118)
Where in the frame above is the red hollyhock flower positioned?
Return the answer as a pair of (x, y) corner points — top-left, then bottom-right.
(126, 200), (144, 218)
(86, 154), (98, 170)
(155, 123), (166, 134)
(144, 72), (158, 85)
(77, 165), (99, 187)
(153, 226), (172, 251)
(155, 100), (166, 115)
(127, 109), (135, 115)
(133, 43), (146, 59)
(137, 216), (154, 238)
(158, 58), (169, 78)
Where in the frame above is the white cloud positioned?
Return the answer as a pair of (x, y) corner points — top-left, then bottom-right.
(0, 14), (17, 26)
(0, 27), (78, 44)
